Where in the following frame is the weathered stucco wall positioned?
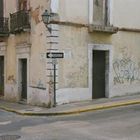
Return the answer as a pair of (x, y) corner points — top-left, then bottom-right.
(59, 26), (111, 88)
(4, 0), (51, 106)
(29, 23), (49, 106)
(5, 35), (17, 101)
(59, 26), (88, 89)
(57, 25), (112, 104)
(3, 0), (140, 106)
(111, 31), (140, 97)
(28, 0), (51, 106)
(59, 0), (88, 24)
(113, 0), (140, 28)
(5, 33), (30, 101)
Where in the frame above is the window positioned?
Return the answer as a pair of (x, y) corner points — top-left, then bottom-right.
(0, 0), (3, 17)
(93, 0), (109, 26)
(89, 0), (117, 33)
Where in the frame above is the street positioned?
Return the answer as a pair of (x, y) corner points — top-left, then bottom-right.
(0, 105), (140, 140)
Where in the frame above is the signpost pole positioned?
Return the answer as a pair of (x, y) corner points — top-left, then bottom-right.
(53, 61), (56, 107)
(46, 52), (64, 107)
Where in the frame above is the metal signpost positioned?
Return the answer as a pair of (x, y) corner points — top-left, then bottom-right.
(46, 52), (64, 106)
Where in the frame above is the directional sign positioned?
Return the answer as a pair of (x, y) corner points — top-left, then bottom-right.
(46, 52), (64, 58)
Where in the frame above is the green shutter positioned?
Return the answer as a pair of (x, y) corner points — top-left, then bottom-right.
(0, 0), (3, 17)
(93, 0), (107, 25)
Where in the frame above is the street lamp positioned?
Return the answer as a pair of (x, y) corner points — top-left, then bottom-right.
(42, 10), (59, 33)
(42, 10), (59, 107)
(42, 10), (52, 33)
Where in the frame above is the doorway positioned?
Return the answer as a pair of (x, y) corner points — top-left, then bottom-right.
(92, 50), (108, 99)
(0, 56), (4, 97)
(19, 59), (27, 100)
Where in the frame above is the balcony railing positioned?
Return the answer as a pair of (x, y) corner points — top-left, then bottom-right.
(10, 10), (30, 33)
(0, 17), (9, 36)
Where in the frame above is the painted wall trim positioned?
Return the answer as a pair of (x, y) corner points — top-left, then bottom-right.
(50, 21), (88, 28)
(16, 44), (30, 102)
(109, 0), (114, 25)
(16, 55), (30, 101)
(51, 21), (140, 33)
(89, 0), (93, 24)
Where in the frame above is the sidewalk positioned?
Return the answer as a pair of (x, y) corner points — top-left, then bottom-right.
(1, 94), (140, 116)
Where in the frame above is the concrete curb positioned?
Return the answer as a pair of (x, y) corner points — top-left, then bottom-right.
(0, 106), (24, 115)
(0, 99), (140, 116)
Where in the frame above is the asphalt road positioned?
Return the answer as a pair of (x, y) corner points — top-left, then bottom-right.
(0, 104), (140, 140)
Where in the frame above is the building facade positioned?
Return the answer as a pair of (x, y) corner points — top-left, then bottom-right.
(0, 0), (140, 107)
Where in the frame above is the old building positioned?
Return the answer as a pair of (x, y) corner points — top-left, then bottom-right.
(0, 0), (140, 107)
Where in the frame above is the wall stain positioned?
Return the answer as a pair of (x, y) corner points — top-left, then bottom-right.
(8, 75), (16, 84)
(31, 6), (41, 24)
(37, 79), (44, 88)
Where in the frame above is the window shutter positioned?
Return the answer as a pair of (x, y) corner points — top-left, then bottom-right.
(93, 0), (108, 25)
(0, 0), (3, 17)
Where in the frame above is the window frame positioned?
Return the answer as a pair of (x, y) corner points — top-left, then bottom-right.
(89, 0), (113, 26)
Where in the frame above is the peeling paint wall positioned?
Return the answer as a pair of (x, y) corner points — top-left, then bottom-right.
(5, 33), (31, 101)
(3, 0), (140, 106)
(3, 0), (52, 106)
(3, 0), (112, 105)
(5, 35), (17, 101)
(29, 0), (51, 106)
